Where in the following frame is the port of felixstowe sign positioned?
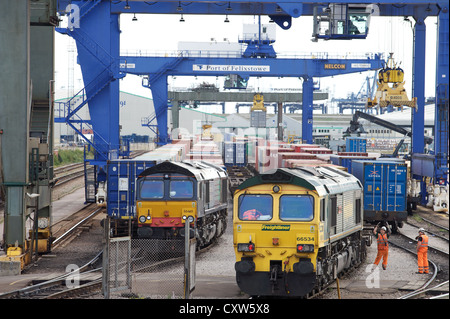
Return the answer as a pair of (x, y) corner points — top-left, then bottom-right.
(193, 64), (270, 72)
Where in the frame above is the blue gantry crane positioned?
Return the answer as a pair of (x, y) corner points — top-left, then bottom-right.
(53, 0), (447, 197)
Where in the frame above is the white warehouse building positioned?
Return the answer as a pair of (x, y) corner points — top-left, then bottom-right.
(54, 90), (435, 153)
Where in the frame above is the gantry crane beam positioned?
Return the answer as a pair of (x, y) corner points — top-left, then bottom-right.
(120, 54), (384, 144)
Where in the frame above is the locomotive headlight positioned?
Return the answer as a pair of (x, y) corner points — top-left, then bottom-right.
(297, 244), (314, 253)
(272, 185), (281, 193)
(237, 242), (255, 252)
(139, 215), (147, 223)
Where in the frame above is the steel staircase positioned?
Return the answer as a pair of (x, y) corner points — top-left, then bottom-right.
(55, 0), (122, 158)
(141, 112), (159, 136)
(30, 100), (51, 142)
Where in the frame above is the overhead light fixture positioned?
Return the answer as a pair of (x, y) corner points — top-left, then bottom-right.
(132, 13), (137, 21)
(180, 14), (185, 22)
(124, 0), (130, 10)
(224, 14), (230, 23)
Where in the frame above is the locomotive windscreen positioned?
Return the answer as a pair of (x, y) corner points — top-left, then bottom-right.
(138, 179), (194, 199)
(279, 195), (314, 221)
(169, 180), (194, 198)
(139, 180), (164, 199)
(238, 194), (273, 221)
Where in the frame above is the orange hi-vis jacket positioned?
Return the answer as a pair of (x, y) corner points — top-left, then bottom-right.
(418, 234), (429, 251)
(242, 209), (261, 220)
(377, 233), (389, 251)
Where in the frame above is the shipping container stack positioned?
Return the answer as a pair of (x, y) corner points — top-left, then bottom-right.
(330, 153), (378, 173)
(223, 141), (248, 167)
(345, 137), (367, 153)
(133, 140), (190, 162)
(186, 139), (224, 166)
(255, 141), (339, 173)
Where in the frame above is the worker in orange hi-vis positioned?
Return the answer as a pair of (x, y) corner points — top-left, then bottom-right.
(373, 224), (390, 270)
(242, 209), (261, 220)
(416, 228), (429, 274)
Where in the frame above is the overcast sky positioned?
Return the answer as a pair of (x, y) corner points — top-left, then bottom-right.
(55, 13), (438, 114)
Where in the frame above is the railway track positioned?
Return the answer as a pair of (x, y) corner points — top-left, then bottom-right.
(1, 218), (221, 299)
(420, 216), (449, 232)
(390, 228), (449, 299)
(51, 204), (104, 250)
(403, 221), (449, 252)
(1, 239), (221, 299)
(0, 252), (102, 299)
(53, 163), (85, 187)
(53, 150), (149, 188)
(0, 203), (104, 299)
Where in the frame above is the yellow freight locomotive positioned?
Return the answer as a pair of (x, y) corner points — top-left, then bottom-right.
(233, 166), (369, 297)
(136, 161), (228, 247)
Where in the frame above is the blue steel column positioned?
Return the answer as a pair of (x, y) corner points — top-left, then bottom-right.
(411, 14), (427, 202)
(302, 77), (314, 144)
(435, 6), (449, 185)
(150, 77), (170, 144)
(411, 15), (426, 155)
(70, 2), (120, 178)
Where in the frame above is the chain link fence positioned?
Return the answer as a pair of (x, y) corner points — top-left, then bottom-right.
(129, 239), (185, 299)
(103, 219), (194, 299)
(104, 236), (132, 296)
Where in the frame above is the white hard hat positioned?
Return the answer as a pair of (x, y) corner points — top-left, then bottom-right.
(419, 227), (425, 233)
(381, 226), (387, 231)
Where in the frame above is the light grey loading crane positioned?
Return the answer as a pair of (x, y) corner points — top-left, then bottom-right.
(345, 111), (433, 158)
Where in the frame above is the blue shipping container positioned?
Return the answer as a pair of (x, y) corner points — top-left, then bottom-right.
(107, 159), (156, 219)
(352, 160), (407, 213)
(346, 137), (367, 152)
(330, 155), (376, 172)
(223, 142), (248, 167)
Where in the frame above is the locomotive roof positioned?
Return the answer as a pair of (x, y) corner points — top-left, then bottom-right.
(237, 166), (362, 196)
(138, 160), (227, 181)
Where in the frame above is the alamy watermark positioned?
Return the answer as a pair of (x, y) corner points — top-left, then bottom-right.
(65, 264), (80, 288)
(66, 4), (80, 29)
(365, 264), (380, 289)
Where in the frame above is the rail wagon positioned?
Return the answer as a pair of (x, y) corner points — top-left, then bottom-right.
(233, 166), (369, 297)
(351, 160), (408, 232)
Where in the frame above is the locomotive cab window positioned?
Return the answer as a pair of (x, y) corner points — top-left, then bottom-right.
(139, 180), (164, 199)
(279, 195), (314, 221)
(169, 180), (194, 198)
(238, 194), (273, 221)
